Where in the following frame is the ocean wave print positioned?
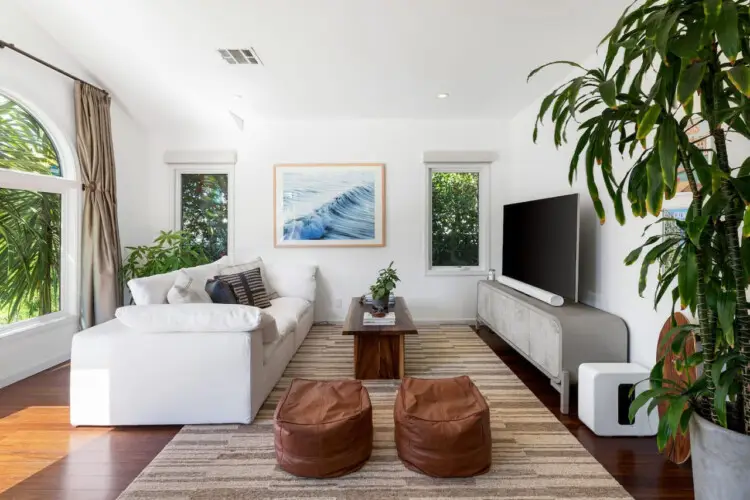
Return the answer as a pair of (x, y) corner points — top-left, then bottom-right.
(283, 183), (376, 240)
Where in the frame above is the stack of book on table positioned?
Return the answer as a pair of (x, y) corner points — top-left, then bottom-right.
(363, 311), (396, 326)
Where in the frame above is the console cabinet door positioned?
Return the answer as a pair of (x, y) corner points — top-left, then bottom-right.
(478, 284), (530, 355)
(528, 313), (561, 378)
(506, 299), (530, 354)
(478, 284), (501, 332)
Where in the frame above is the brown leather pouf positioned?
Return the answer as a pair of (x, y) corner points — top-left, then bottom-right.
(394, 375), (491, 477)
(274, 379), (373, 478)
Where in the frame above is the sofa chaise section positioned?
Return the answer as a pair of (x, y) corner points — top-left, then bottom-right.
(70, 262), (317, 426)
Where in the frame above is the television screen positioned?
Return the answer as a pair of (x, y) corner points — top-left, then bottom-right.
(502, 194), (579, 301)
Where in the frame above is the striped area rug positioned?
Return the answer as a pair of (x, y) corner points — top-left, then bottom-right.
(118, 325), (633, 499)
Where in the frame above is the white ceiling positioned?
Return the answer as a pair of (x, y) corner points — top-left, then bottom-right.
(14, 0), (630, 128)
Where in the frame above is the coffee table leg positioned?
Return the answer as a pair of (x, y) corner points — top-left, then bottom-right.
(399, 334), (405, 378)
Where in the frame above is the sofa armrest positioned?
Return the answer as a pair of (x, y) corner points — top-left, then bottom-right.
(115, 304), (264, 332)
(265, 263), (317, 302)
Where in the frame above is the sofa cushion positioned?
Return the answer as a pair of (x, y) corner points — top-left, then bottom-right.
(268, 297), (312, 323)
(264, 297), (312, 326)
(115, 303), (264, 332)
(128, 257), (229, 305)
(265, 308), (296, 338)
(265, 263), (317, 303)
(262, 297), (308, 340)
(258, 313), (281, 344)
(261, 299), (311, 359)
(263, 328), (295, 363)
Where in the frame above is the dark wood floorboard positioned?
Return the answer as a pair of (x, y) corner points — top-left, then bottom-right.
(0, 328), (693, 499)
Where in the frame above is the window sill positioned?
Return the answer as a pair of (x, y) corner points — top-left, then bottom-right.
(0, 312), (79, 340)
(426, 268), (489, 277)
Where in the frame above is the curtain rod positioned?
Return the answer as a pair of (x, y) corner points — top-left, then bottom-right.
(0, 39), (109, 96)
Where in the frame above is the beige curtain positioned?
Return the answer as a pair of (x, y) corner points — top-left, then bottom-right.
(75, 82), (123, 328)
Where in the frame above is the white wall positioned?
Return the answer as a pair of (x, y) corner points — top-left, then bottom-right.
(140, 119), (506, 322)
(0, 2), (150, 387)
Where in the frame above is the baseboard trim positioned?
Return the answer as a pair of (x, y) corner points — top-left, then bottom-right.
(0, 352), (71, 389)
(414, 319), (474, 326)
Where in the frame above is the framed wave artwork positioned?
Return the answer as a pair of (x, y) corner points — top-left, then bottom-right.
(273, 163), (386, 247)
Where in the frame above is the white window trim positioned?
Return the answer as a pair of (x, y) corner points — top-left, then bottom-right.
(170, 164), (236, 260)
(425, 162), (490, 277)
(0, 88), (80, 336)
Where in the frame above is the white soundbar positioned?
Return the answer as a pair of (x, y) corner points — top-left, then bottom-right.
(496, 275), (564, 307)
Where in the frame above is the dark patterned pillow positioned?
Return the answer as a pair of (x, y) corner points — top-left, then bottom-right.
(216, 267), (272, 309)
(205, 279), (238, 304)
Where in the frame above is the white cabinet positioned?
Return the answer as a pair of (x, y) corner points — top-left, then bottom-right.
(476, 280), (628, 414)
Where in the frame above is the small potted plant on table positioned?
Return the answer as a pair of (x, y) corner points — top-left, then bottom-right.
(369, 261), (399, 314)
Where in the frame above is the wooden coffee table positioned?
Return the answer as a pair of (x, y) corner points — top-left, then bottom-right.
(342, 297), (418, 379)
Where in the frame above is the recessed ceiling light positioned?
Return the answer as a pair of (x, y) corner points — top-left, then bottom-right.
(437, 93), (450, 99)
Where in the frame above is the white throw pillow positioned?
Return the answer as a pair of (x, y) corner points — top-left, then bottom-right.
(115, 303), (265, 332)
(265, 263), (317, 302)
(128, 256), (229, 305)
(167, 270), (212, 304)
(219, 257), (277, 299)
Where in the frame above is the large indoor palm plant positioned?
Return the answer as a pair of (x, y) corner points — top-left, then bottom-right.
(529, 1), (749, 497)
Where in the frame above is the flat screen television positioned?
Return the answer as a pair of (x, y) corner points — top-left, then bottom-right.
(502, 193), (580, 302)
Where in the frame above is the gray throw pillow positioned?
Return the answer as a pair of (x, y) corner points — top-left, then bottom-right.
(205, 279), (238, 304)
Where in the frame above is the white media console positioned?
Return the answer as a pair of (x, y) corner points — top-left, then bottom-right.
(477, 280), (628, 413)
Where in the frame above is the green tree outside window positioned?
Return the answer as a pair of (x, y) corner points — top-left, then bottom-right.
(180, 173), (229, 261)
(431, 172), (480, 267)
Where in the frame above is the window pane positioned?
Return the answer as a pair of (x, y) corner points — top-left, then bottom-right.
(0, 188), (62, 325)
(0, 94), (61, 177)
(180, 173), (229, 261)
(431, 171), (480, 267)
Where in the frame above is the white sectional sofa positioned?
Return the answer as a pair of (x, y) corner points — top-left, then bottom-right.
(69, 260), (317, 426)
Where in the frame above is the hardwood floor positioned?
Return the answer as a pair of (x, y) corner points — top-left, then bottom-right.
(0, 328), (693, 500)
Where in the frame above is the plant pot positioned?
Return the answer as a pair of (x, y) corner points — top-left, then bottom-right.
(689, 413), (750, 500)
(371, 297), (388, 313)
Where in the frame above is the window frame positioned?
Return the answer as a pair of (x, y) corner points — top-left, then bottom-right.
(0, 89), (80, 336)
(171, 164), (235, 260)
(425, 162), (490, 277)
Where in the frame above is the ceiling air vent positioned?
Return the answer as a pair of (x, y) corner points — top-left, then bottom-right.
(218, 48), (262, 65)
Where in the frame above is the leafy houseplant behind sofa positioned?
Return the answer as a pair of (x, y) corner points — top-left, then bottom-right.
(70, 257), (317, 426)
(121, 230), (211, 284)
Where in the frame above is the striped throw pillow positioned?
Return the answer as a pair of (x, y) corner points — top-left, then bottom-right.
(216, 267), (272, 309)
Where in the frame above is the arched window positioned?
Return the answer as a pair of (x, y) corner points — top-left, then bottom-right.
(0, 92), (78, 328)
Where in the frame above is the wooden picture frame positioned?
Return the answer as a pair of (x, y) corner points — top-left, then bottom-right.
(273, 163), (386, 247)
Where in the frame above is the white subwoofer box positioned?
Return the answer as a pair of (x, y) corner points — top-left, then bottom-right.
(578, 363), (658, 437)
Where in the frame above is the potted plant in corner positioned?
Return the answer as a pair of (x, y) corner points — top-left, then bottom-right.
(529, 1), (750, 498)
(370, 261), (400, 313)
